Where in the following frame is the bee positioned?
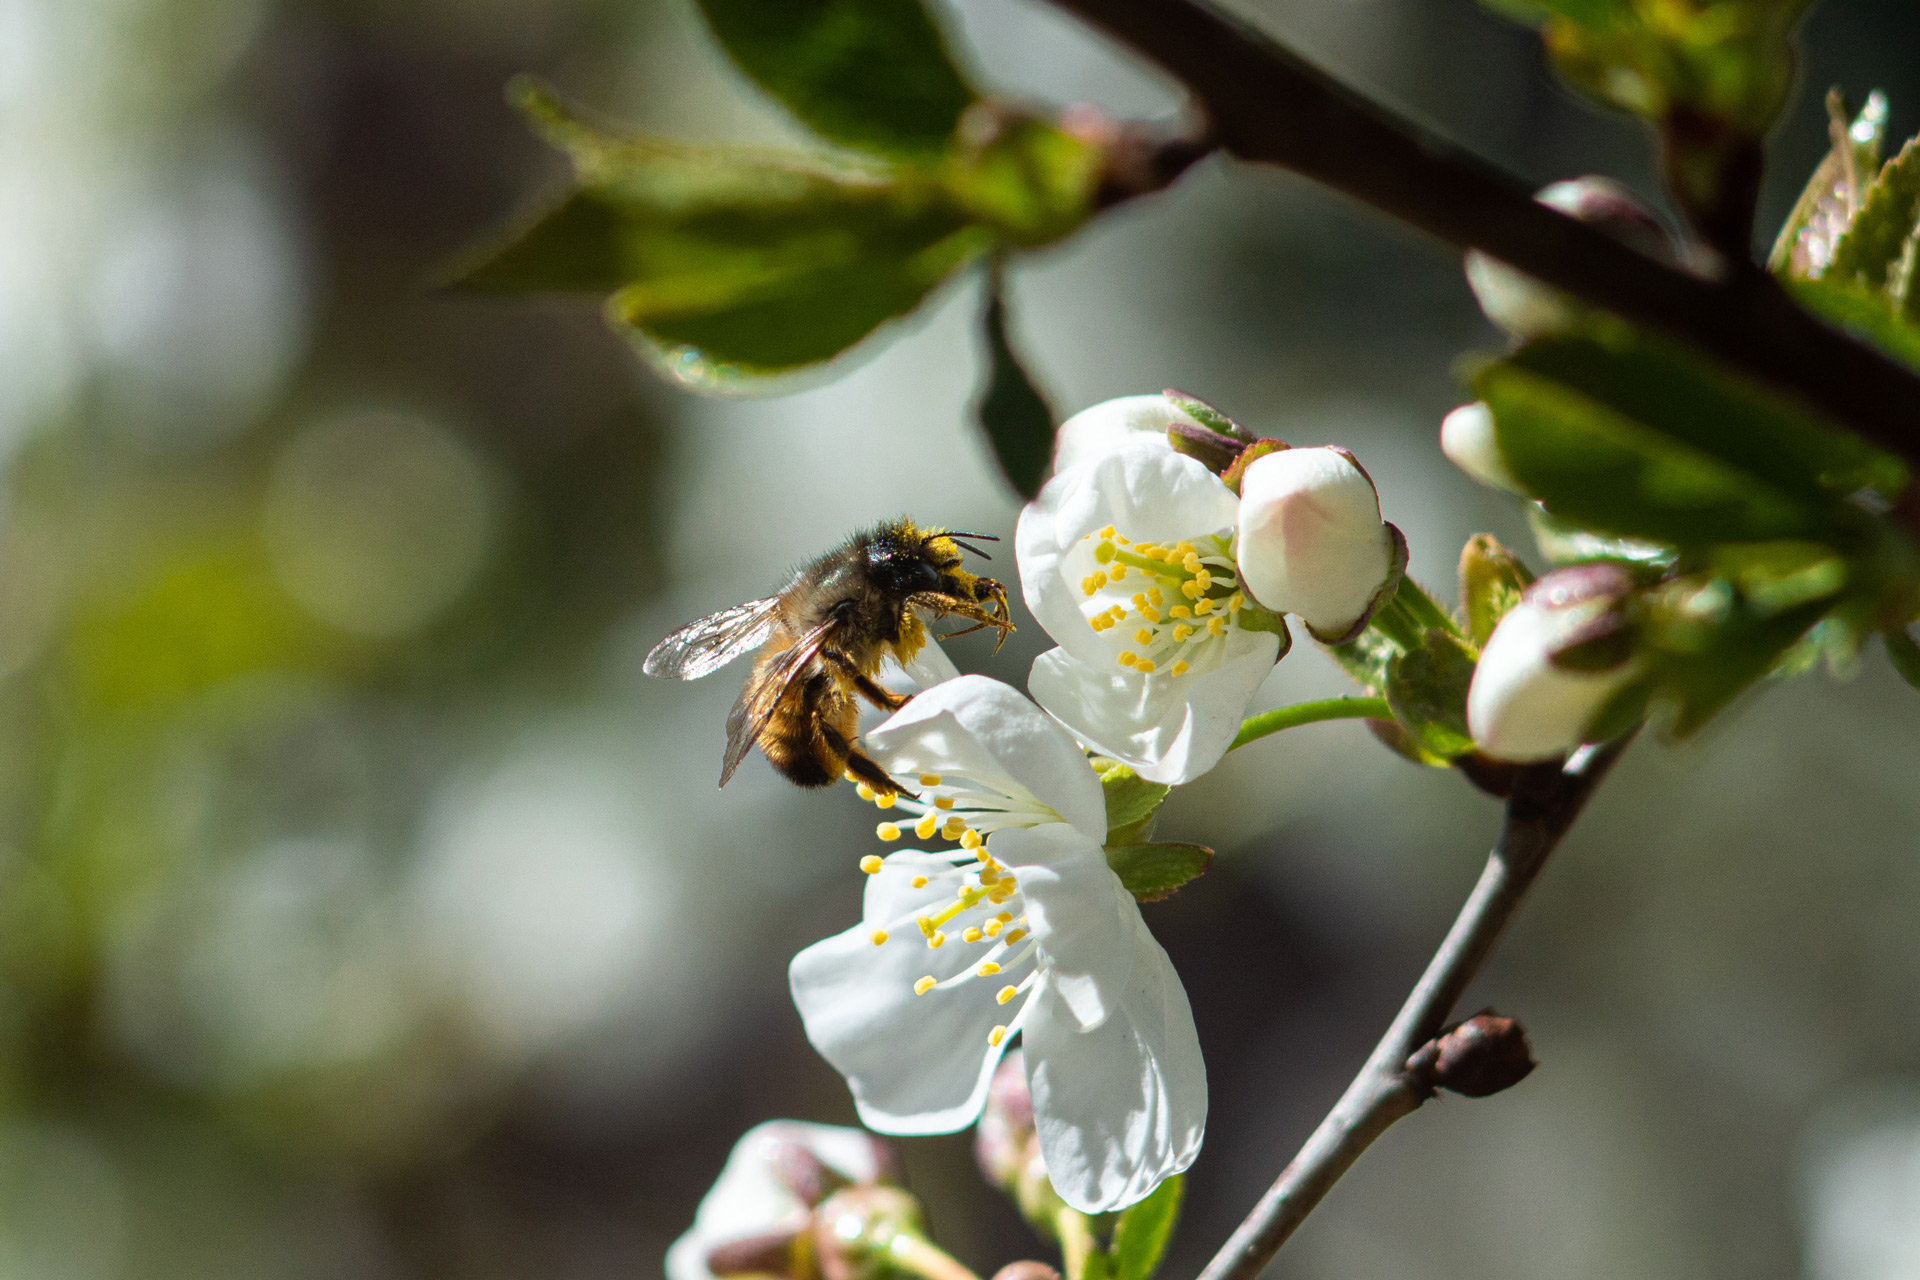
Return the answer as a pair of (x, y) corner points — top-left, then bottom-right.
(643, 518), (1012, 793)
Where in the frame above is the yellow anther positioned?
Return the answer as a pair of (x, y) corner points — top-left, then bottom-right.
(1209, 615), (1227, 637)
(1136, 659), (1156, 674)
(876, 822), (902, 841)
(1175, 541), (1196, 555)
(876, 792), (897, 809)
(1229, 592), (1245, 613)
(934, 796), (955, 810)
(985, 919), (1004, 937)
(1140, 606), (1162, 623)
(860, 855), (884, 874)
(856, 783), (876, 802)
(1194, 596), (1215, 614)
(1183, 552), (1203, 573)
(1134, 542), (1159, 558)
(960, 829), (983, 851)
(1003, 928), (1027, 945)
(1117, 652), (1138, 669)
(1132, 592), (1148, 608)
(997, 985), (1019, 1005)
(995, 911), (1015, 923)
(978, 961), (1002, 976)
(1082, 576), (1098, 596)
(989, 884), (1017, 903)
(1089, 615), (1107, 632)
(919, 774), (943, 787)
(1099, 525), (1116, 540)
(911, 875), (929, 889)
(915, 814), (939, 840)
(942, 816), (967, 839)
(1094, 541), (1117, 564)
(928, 930), (946, 949)
(1115, 532), (1131, 545)
(1110, 562), (1127, 581)
(1135, 627), (1153, 645)
(915, 976), (937, 995)
(1173, 624), (1194, 641)
(1170, 660), (1190, 676)
(1181, 580), (1201, 599)
(1107, 605), (1127, 621)
(963, 927), (983, 943)
(1170, 605), (1192, 619)
(989, 1025), (1008, 1047)
(871, 929), (890, 946)
(1196, 569), (1213, 589)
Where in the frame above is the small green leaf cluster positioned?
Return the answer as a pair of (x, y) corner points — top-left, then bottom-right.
(449, 0), (1105, 395)
(1094, 757), (1214, 904)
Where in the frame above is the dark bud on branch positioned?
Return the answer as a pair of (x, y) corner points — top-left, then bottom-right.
(1406, 1011), (1537, 1099)
(1059, 105), (1214, 208)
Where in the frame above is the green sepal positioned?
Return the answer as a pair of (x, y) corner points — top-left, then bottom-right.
(1770, 90), (1888, 276)
(691, 0), (978, 162)
(1109, 1175), (1183, 1280)
(1703, 542), (1848, 615)
(1882, 625), (1920, 692)
(1829, 134), (1920, 299)
(1104, 842), (1213, 903)
(1459, 533), (1534, 647)
(1162, 390), (1253, 441)
(976, 262), (1055, 499)
(1385, 628), (1478, 760)
(1095, 758), (1171, 846)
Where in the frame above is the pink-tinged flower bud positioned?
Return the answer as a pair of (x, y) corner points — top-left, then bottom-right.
(1234, 446), (1404, 643)
(1465, 177), (1673, 339)
(1439, 402), (1523, 495)
(1466, 565), (1644, 762)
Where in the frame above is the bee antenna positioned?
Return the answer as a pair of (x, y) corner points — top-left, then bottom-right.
(931, 530), (998, 561)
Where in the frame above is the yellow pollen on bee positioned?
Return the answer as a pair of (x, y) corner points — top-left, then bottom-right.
(856, 783), (876, 802)
(928, 930), (946, 949)
(1183, 552), (1203, 573)
(942, 816), (967, 839)
(915, 976), (937, 995)
(963, 927), (983, 943)
(860, 855), (884, 874)
(934, 796), (955, 810)
(1134, 627), (1153, 645)
(1117, 652), (1138, 669)
(874, 792), (897, 809)
(960, 829), (983, 851)
(915, 814), (939, 840)
(1136, 658), (1156, 674)
(919, 774), (943, 787)
(871, 929), (890, 946)
(1170, 605), (1192, 619)
(1170, 660), (1190, 676)
(876, 821), (902, 841)
(985, 919), (1003, 937)
(989, 1025), (1009, 1047)
(978, 961), (1001, 976)
(911, 875), (929, 889)
(1194, 596), (1215, 614)
(1209, 615), (1227, 637)
(997, 985), (1019, 1005)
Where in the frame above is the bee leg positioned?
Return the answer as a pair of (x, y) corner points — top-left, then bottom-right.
(823, 650), (910, 712)
(842, 749), (902, 797)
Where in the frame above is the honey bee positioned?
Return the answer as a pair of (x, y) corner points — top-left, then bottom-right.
(643, 518), (1012, 793)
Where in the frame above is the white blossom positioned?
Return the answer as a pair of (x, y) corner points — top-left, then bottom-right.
(1439, 402), (1525, 495)
(790, 677), (1205, 1213)
(1233, 446), (1402, 642)
(1050, 393), (1197, 474)
(1018, 437), (1284, 784)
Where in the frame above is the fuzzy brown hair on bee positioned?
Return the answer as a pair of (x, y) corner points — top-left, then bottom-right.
(642, 518), (1013, 793)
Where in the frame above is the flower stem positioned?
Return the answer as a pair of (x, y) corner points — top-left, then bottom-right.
(889, 1235), (983, 1280)
(1229, 697), (1391, 751)
(1055, 1208), (1100, 1280)
(1195, 736), (1631, 1280)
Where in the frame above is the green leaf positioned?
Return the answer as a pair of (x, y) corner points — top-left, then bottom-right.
(1459, 534), (1534, 647)
(1883, 625), (1920, 691)
(1095, 759), (1171, 845)
(692, 0), (977, 161)
(1385, 628), (1478, 760)
(1109, 1175), (1183, 1280)
(1105, 842), (1212, 903)
(1786, 275), (1920, 374)
(1526, 508), (1677, 570)
(1830, 134), (1920, 298)
(1651, 598), (1829, 736)
(1476, 357), (1842, 549)
(976, 265), (1055, 499)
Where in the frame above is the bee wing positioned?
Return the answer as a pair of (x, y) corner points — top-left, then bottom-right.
(643, 596), (784, 681)
(719, 616), (840, 787)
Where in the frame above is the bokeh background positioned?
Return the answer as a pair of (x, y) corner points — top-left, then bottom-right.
(5, 0), (1920, 1277)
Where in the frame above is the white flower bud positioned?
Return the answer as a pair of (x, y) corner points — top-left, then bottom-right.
(1466, 566), (1644, 762)
(1234, 446), (1400, 642)
(1466, 177), (1672, 339)
(1440, 402), (1524, 495)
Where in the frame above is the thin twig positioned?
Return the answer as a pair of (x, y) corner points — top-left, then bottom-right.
(1229, 697), (1391, 751)
(1195, 738), (1630, 1280)
(1042, 0), (1920, 469)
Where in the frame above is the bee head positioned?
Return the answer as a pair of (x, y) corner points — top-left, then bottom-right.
(868, 540), (945, 598)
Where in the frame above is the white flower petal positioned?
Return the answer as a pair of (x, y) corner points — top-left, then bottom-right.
(988, 825), (1137, 1031)
(1028, 630), (1278, 784)
(896, 634), (962, 691)
(1024, 916), (1206, 1214)
(1052, 394), (1195, 474)
(1466, 597), (1639, 762)
(866, 675), (1106, 842)
(666, 1119), (887, 1280)
(789, 854), (1010, 1134)
(1234, 447), (1393, 637)
(1439, 402), (1523, 495)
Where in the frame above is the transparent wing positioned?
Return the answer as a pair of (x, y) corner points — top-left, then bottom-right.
(644, 596), (783, 680)
(720, 617), (840, 786)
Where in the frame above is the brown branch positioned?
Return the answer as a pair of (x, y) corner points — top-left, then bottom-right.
(1195, 740), (1629, 1280)
(1042, 0), (1920, 472)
